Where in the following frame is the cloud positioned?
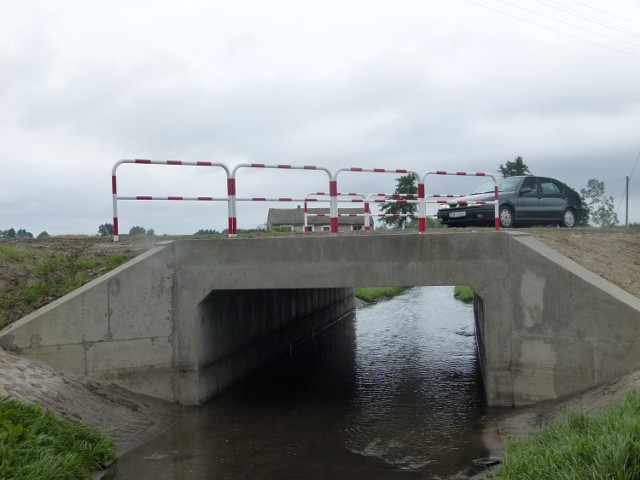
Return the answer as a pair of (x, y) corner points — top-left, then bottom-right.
(1, 0), (639, 234)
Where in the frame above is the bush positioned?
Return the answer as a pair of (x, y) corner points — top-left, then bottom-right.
(128, 226), (146, 236)
(454, 285), (474, 303)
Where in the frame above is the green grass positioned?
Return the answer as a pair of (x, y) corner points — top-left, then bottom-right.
(0, 245), (30, 262)
(0, 249), (134, 328)
(454, 285), (474, 304)
(355, 287), (409, 303)
(0, 397), (116, 479)
(492, 390), (640, 479)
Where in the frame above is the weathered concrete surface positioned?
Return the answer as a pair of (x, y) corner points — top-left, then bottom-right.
(1, 232), (640, 407)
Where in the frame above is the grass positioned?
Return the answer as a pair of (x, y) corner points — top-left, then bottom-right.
(492, 390), (640, 479)
(0, 244), (134, 328)
(0, 245), (30, 262)
(454, 285), (474, 304)
(0, 397), (116, 479)
(355, 287), (409, 303)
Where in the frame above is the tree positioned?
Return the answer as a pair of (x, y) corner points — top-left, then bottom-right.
(128, 226), (147, 236)
(378, 173), (418, 229)
(499, 156), (531, 178)
(98, 223), (114, 236)
(580, 178), (618, 227)
(37, 231), (50, 238)
(16, 229), (33, 239)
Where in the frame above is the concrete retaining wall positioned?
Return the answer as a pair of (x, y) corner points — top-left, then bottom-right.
(0, 242), (355, 405)
(0, 245), (177, 400)
(2, 232), (640, 407)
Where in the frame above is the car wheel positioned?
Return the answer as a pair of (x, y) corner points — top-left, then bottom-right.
(499, 206), (514, 228)
(561, 208), (576, 228)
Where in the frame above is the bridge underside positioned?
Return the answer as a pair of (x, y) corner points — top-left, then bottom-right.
(1, 232), (640, 407)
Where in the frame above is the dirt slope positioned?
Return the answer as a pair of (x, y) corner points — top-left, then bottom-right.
(530, 227), (640, 298)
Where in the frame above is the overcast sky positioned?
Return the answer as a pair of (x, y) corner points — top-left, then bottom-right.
(1, 0), (639, 235)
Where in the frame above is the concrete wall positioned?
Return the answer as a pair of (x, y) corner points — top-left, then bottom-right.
(0, 245), (177, 400)
(504, 234), (640, 404)
(0, 241), (354, 405)
(2, 232), (640, 407)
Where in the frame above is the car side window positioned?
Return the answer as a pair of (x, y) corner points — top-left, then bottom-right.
(520, 177), (540, 195)
(540, 179), (561, 196)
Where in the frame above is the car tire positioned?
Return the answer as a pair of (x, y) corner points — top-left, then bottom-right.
(499, 206), (514, 228)
(560, 208), (576, 228)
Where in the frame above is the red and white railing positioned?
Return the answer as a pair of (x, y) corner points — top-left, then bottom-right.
(365, 193), (420, 229)
(229, 163), (332, 237)
(111, 160), (500, 240)
(111, 159), (231, 242)
(333, 168), (423, 234)
(303, 192), (368, 232)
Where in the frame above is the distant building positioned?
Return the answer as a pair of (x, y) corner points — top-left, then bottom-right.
(266, 206), (372, 232)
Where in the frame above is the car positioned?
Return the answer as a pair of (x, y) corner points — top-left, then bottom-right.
(436, 175), (583, 228)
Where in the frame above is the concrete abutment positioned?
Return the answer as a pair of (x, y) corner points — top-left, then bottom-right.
(1, 233), (640, 407)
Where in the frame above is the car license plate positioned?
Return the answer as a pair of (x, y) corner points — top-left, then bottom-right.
(449, 211), (466, 218)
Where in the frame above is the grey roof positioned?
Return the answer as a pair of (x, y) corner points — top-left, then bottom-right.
(267, 207), (371, 226)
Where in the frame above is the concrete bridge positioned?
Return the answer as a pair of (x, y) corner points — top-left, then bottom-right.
(1, 232), (640, 407)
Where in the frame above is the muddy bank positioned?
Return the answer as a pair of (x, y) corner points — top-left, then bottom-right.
(0, 348), (177, 456)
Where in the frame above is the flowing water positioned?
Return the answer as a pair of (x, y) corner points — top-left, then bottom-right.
(111, 286), (490, 479)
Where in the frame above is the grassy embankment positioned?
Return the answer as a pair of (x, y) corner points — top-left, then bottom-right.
(0, 397), (116, 479)
(0, 243), (136, 328)
(492, 390), (640, 479)
(453, 285), (474, 303)
(357, 286), (472, 304)
(355, 287), (409, 303)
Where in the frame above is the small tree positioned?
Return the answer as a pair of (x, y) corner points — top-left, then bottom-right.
(16, 229), (33, 239)
(378, 174), (418, 229)
(499, 156), (531, 178)
(580, 178), (618, 227)
(128, 226), (147, 236)
(98, 223), (114, 236)
(37, 231), (50, 238)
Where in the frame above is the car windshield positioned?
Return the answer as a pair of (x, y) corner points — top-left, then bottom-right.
(472, 178), (521, 195)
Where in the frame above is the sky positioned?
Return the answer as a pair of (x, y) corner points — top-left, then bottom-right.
(1, 0), (639, 235)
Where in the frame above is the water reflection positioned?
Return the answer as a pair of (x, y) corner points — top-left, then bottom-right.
(112, 287), (487, 480)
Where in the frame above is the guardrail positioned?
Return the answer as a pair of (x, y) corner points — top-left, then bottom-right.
(111, 160), (499, 240)
(303, 193), (368, 232)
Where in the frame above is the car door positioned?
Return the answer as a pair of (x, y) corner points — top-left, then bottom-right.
(540, 178), (566, 221)
(515, 177), (543, 221)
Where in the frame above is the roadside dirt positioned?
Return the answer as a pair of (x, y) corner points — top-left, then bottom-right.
(530, 227), (640, 299)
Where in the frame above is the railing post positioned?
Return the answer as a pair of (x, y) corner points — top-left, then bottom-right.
(227, 177), (237, 237)
(329, 179), (339, 233)
(418, 182), (426, 233)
